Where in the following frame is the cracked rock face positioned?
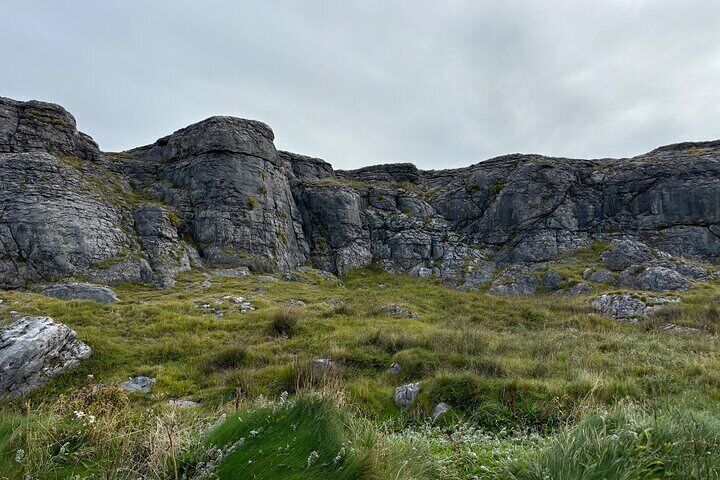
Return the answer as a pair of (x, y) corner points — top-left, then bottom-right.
(2, 95), (720, 290)
(0, 317), (91, 400)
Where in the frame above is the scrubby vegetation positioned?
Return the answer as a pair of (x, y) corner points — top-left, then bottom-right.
(1, 261), (720, 478)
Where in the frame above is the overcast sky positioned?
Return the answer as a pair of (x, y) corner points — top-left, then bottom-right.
(2, 1), (719, 169)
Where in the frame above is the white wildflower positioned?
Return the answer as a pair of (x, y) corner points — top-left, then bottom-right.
(307, 450), (320, 467)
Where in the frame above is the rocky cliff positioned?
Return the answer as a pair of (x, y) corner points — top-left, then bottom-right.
(1, 95), (719, 289)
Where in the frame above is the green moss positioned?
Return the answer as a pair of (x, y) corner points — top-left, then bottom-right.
(247, 196), (257, 210)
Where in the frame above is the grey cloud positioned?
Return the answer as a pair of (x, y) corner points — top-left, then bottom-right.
(1, 0), (718, 169)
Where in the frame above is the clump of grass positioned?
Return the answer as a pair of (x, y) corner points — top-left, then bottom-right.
(1, 383), (212, 479)
(269, 307), (300, 337)
(515, 405), (720, 480)
(391, 348), (440, 381)
(202, 345), (250, 373)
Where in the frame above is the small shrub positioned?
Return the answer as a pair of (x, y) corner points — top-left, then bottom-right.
(246, 196), (257, 209)
(466, 182), (481, 193)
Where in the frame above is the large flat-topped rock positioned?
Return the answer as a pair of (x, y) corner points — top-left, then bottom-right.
(128, 116), (276, 162)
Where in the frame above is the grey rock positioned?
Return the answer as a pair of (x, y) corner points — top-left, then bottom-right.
(168, 399), (200, 408)
(134, 204), (190, 287)
(592, 294), (648, 321)
(565, 282), (593, 296)
(326, 297), (346, 307)
(212, 267), (251, 278)
(490, 266), (538, 296)
(222, 296), (255, 314)
(283, 299), (307, 308)
(388, 362), (402, 374)
(0, 316), (91, 400)
(41, 283), (118, 304)
(601, 239), (654, 272)
(661, 324), (701, 334)
(541, 269), (563, 292)
(119, 376), (156, 394)
(592, 294), (680, 321)
(583, 269), (616, 284)
(432, 402), (451, 420)
(394, 382), (420, 409)
(254, 275), (278, 283)
(671, 262), (710, 281)
(380, 304), (421, 318)
(634, 266), (692, 292)
(311, 358), (342, 374)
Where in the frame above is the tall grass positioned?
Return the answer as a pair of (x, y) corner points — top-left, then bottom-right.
(516, 405), (720, 480)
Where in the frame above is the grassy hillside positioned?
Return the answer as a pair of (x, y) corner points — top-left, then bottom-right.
(1, 260), (720, 478)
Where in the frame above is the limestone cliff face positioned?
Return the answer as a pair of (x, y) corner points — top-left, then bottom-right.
(1, 95), (718, 288)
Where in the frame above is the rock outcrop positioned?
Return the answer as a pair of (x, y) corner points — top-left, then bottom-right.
(0, 317), (91, 400)
(41, 283), (119, 304)
(1, 96), (720, 289)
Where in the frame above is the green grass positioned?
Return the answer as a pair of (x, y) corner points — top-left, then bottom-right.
(1, 263), (720, 478)
(182, 395), (434, 479)
(515, 405), (720, 479)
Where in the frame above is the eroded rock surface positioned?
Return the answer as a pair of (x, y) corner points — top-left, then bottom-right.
(0, 317), (91, 400)
(2, 95), (720, 289)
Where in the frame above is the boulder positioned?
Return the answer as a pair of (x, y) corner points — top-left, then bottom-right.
(634, 266), (692, 292)
(119, 376), (156, 393)
(394, 382), (420, 409)
(592, 294), (649, 321)
(541, 269), (562, 292)
(41, 283), (119, 304)
(489, 266), (538, 296)
(0, 317), (91, 400)
(583, 269), (615, 284)
(592, 294), (680, 321)
(388, 362), (402, 374)
(600, 239), (654, 272)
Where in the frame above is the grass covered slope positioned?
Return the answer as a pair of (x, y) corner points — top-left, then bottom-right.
(0, 259), (720, 478)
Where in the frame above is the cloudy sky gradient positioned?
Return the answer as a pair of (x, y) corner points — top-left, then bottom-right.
(2, 0), (719, 169)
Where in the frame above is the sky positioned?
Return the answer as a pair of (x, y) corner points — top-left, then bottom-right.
(2, 1), (719, 170)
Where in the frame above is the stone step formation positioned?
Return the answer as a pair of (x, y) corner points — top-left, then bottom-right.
(1, 95), (719, 291)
